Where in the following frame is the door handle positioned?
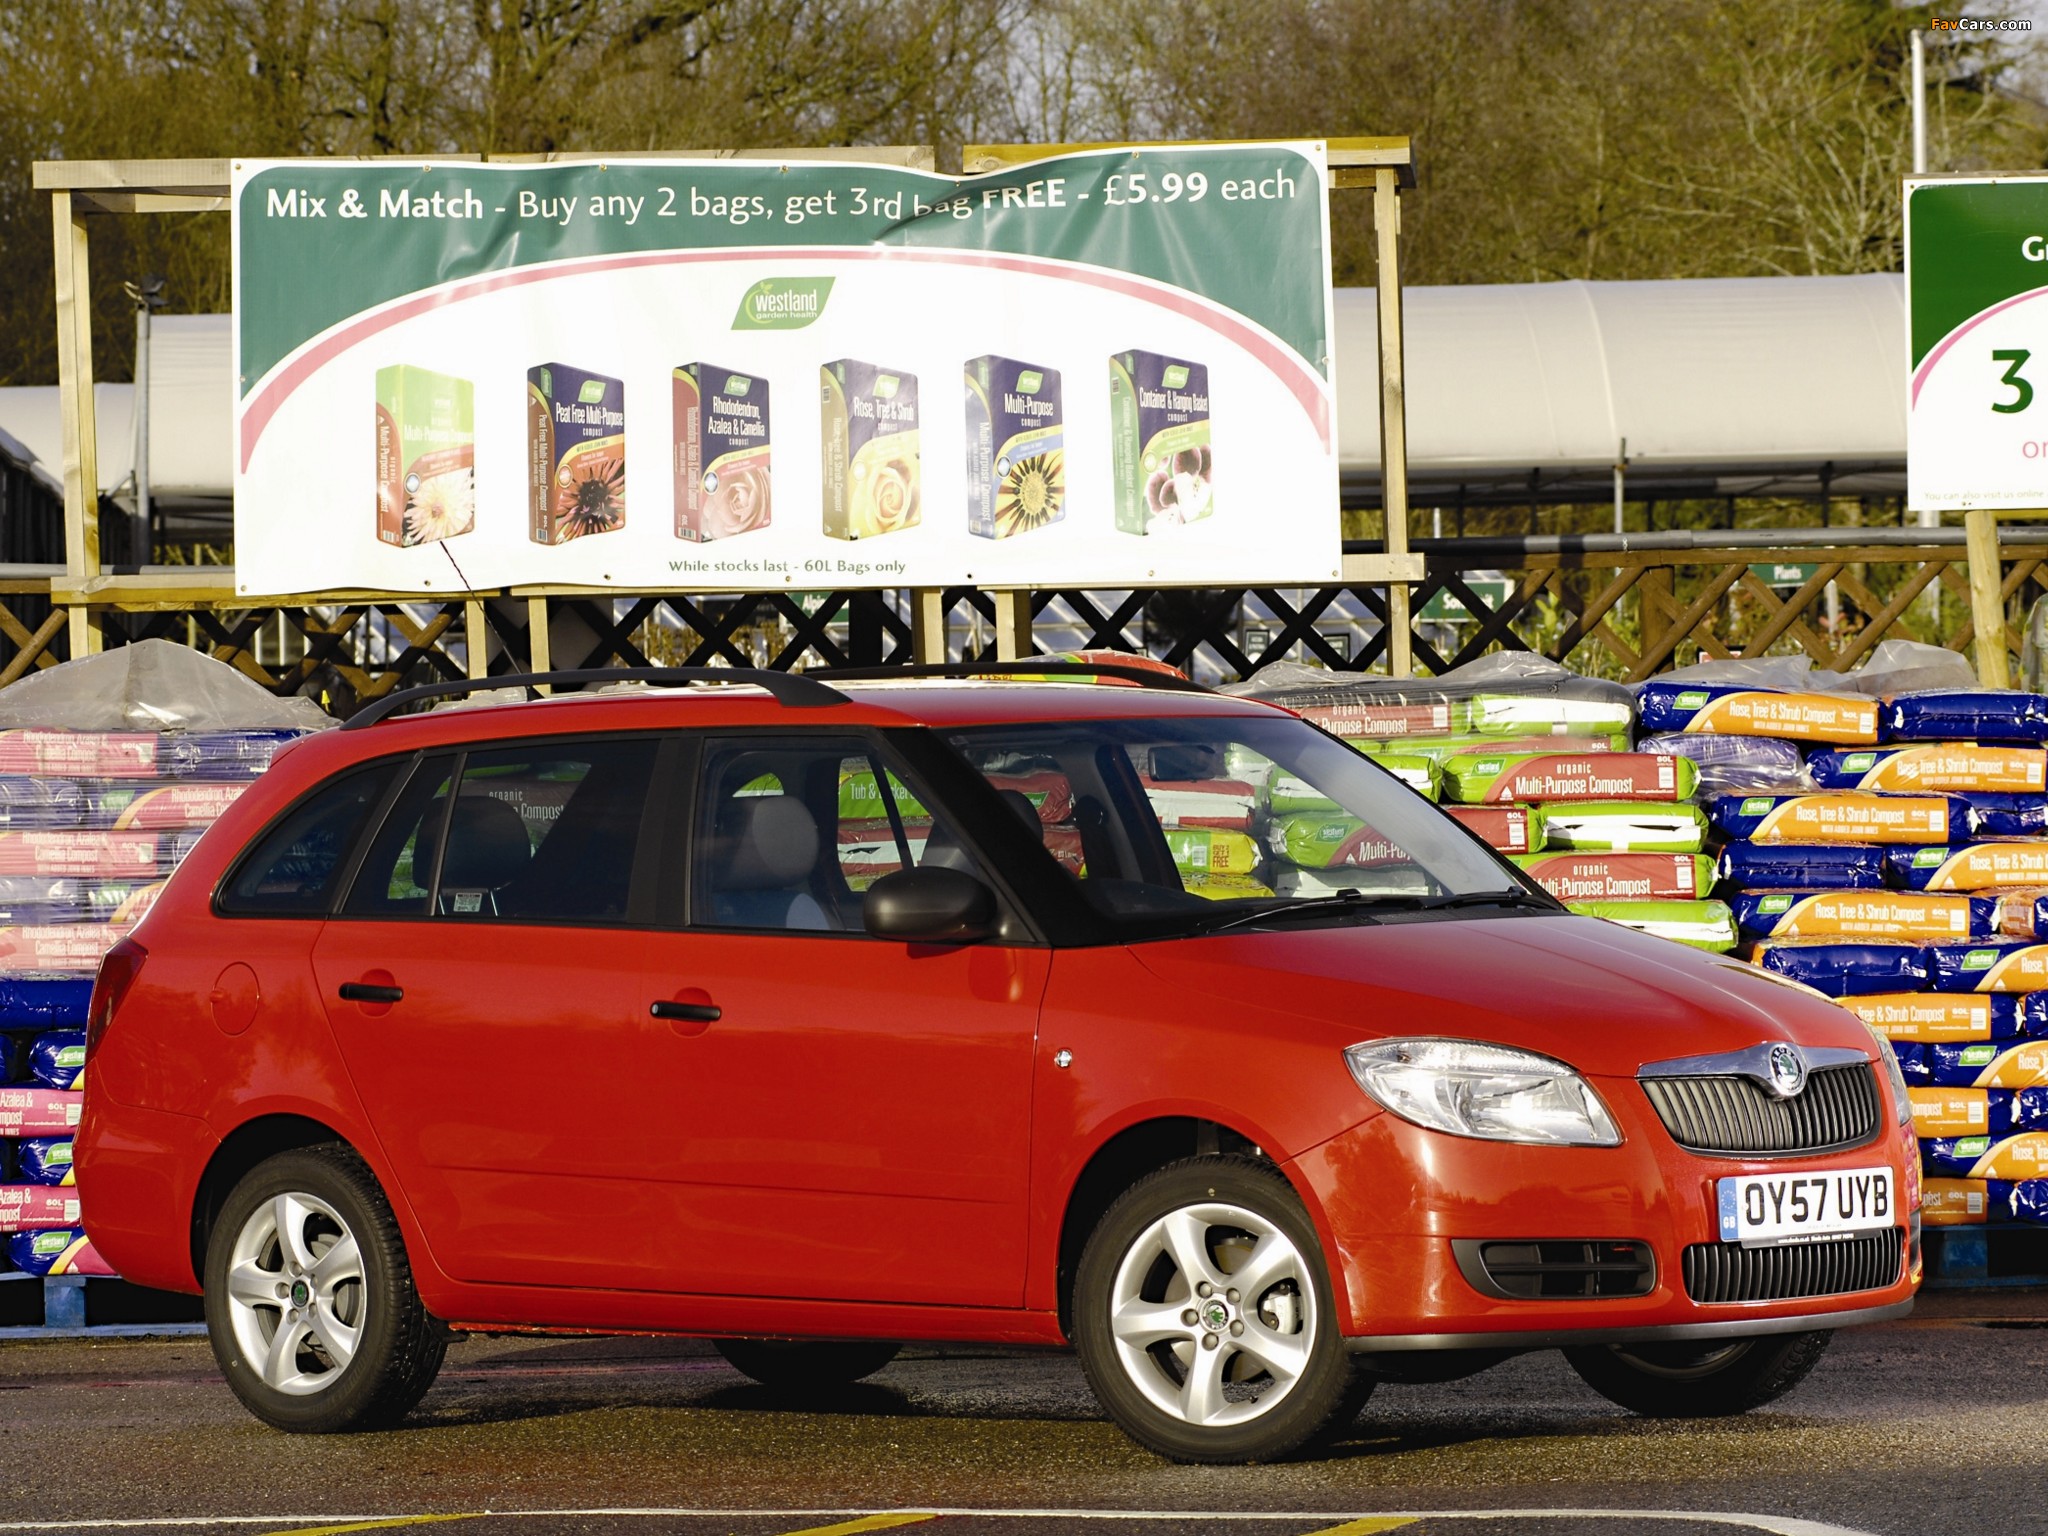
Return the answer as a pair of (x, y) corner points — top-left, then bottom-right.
(651, 999), (721, 1023)
(340, 981), (405, 1004)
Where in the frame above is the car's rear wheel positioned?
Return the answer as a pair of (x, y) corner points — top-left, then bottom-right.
(714, 1338), (901, 1388)
(203, 1145), (446, 1432)
(1072, 1156), (1371, 1463)
(1564, 1329), (1831, 1417)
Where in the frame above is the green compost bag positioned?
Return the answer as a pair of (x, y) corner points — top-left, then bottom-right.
(1567, 898), (1739, 952)
(1469, 692), (1637, 738)
(1261, 812), (1405, 870)
(837, 766), (929, 820)
(1442, 751), (1699, 806)
(1538, 801), (1710, 853)
(1347, 747), (1441, 802)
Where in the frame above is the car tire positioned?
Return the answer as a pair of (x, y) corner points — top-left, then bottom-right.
(203, 1144), (447, 1432)
(714, 1338), (902, 1388)
(1072, 1155), (1371, 1464)
(1564, 1329), (1832, 1417)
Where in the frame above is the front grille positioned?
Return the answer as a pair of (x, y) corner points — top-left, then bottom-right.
(1683, 1228), (1904, 1303)
(1642, 1063), (1881, 1156)
(1454, 1238), (1655, 1300)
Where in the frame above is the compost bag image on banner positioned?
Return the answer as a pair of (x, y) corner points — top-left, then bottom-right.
(231, 148), (1339, 594)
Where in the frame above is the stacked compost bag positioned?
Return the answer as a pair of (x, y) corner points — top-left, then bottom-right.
(1228, 655), (1731, 944)
(1633, 646), (2048, 1236)
(0, 642), (326, 1283)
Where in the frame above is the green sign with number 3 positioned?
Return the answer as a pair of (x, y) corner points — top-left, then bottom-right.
(1908, 177), (2048, 511)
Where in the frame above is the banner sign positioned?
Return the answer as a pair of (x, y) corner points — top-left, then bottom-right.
(1907, 176), (2048, 512)
(231, 146), (1339, 596)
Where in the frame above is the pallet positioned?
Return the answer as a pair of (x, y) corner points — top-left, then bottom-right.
(0, 1271), (204, 1336)
(1923, 1223), (2048, 1289)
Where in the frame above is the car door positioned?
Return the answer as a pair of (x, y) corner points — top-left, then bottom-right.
(312, 734), (671, 1290)
(625, 732), (1048, 1308)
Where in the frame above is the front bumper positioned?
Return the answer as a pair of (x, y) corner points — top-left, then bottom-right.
(1293, 1078), (1919, 1344)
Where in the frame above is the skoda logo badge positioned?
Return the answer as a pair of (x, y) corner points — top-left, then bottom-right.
(1766, 1043), (1807, 1099)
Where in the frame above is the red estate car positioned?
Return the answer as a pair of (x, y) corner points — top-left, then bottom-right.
(76, 666), (1918, 1462)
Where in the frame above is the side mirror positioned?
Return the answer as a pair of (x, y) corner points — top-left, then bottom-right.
(863, 866), (999, 944)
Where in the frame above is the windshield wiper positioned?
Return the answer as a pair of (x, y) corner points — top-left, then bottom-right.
(1196, 889), (1387, 936)
(1409, 888), (1560, 912)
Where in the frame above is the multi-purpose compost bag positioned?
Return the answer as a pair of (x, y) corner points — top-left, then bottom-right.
(1442, 753), (1695, 806)
(1565, 898), (1736, 951)
(1537, 802), (1708, 853)
(1514, 852), (1715, 902)
(1442, 804), (1546, 853)
(1226, 654), (1635, 742)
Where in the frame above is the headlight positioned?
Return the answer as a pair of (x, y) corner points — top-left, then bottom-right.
(1345, 1037), (1621, 1147)
(1867, 1025), (1913, 1127)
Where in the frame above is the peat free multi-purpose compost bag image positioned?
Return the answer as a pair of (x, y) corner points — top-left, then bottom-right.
(528, 363), (625, 544)
(822, 360), (920, 541)
(375, 365), (474, 548)
(674, 363), (770, 542)
(965, 356), (1064, 540)
(1110, 350), (1211, 535)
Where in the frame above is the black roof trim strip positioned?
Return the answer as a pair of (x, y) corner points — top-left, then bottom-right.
(341, 667), (849, 729)
(816, 661), (1211, 694)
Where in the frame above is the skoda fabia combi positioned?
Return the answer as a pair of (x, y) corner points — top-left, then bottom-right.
(76, 667), (1918, 1462)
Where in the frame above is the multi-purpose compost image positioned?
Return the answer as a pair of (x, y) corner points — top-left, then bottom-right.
(374, 365), (475, 548)
(821, 359), (920, 541)
(674, 363), (771, 542)
(528, 363), (626, 544)
(1110, 350), (1212, 535)
(965, 355), (1064, 540)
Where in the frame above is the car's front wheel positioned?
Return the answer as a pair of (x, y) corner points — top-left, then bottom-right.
(1072, 1156), (1371, 1463)
(1564, 1329), (1832, 1417)
(203, 1144), (446, 1432)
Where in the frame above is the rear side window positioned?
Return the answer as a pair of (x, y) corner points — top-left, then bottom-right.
(341, 738), (658, 925)
(218, 762), (398, 916)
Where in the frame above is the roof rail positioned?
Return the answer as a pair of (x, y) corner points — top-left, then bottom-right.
(817, 660), (1211, 693)
(341, 666), (849, 729)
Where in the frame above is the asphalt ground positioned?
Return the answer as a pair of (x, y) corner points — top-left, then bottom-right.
(3, 1289), (2045, 1536)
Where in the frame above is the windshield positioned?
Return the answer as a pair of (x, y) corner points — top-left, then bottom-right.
(941, 714), (1539, 936)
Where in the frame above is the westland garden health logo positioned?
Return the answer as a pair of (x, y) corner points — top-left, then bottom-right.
(732, 277), (835, 330)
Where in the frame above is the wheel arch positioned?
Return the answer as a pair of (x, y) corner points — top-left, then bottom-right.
(190, 1113), (357, 1286)
(1054, 1115), (1281, 1336)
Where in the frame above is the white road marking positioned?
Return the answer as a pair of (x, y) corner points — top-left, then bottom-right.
(0, 1510), (1887, 1536)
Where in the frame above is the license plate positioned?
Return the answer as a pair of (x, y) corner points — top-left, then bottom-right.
(1716, 1167), (1894, 1248)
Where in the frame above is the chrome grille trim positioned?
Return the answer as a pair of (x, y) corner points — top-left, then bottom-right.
(1682, 1229), (1904, 1303)
(1640, 1062), (1882, 1156)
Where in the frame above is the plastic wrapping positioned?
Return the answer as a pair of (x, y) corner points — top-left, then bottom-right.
(1513, 852), (1714, 902)
(0, 731), (192, 779)
(1884, 690), (2048, 745)
(1731, 889), (1994, 942)
(0, 638), (332, 733)
(1638, 732), (1812, 795)
(1442, 753), (1694, 806)
(1717, 842), (1887, 891)
(1225, 654), (1636, 741)
(83, 780), (248, 830)
(1634, 682), (1877, 744)
(1809, 744), (2047, 794)
(1349, 732), (1630, 763)
(0, 777), (87, 830)
(1894, 1039), (2048, 1089)
(1845, 991), (2048, 1043)
(1995, 888), (2048, 941)
(1442, 804), (1545, 854)
(25, 1031), (84, 1091)
(15, 1137), (72, 1186)
(1537, 803), (1707, 853)
(0, 829), (199, 878)
(1887, 842), (2048, 892)
(1565, 898), (1736, 951)
(4, 1227), (114, 1276)
(1966, 795), (2048, 839)
(2007, 1181), (2048, 1224)
(1750, 937), (1930, 995)
(1926, 939), (2048, 993)
(0, 975), (91, 1029)
(184, 729), (313, 779)
(1709, 792), (1963, 844)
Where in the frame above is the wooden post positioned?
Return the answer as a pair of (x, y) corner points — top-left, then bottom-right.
(909, 587), (948, 664)
(991, 590), (1032, 661)
(1964, 507), (2011, 689)
(464, 598), (488, 679)
(1373, 167), (1413, 678)
(526, 595), (551, 688)
(50, 190), (101, 657)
